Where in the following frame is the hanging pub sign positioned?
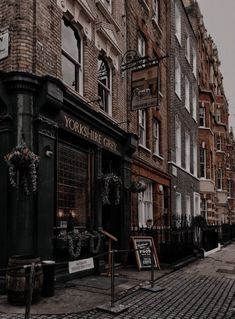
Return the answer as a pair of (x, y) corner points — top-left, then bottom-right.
(131, 64), (159, 111)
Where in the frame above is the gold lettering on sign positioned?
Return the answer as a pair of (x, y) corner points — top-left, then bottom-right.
(63, 115), (117, 152)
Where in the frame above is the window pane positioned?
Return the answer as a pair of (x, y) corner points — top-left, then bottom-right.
(57, 144), (89, 229)
(62, 54), (76, 89)
(62, 21), (80, 62)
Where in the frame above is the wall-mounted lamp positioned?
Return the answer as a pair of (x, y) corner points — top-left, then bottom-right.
(45, 145), (53, 158)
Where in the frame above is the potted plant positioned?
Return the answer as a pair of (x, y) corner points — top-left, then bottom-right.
(129, 180), (147, 193)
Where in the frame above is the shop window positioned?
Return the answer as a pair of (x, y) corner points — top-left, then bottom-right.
(98, 56), (112, 115)
(138, 181), (153, 227)
(56, 144), (89, 231)
(61, 19), (82, 93)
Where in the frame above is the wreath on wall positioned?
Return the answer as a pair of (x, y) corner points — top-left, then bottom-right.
(4, 144), (40, 195)
(67, 231), (82, 259)
(101, 173), (122, 205)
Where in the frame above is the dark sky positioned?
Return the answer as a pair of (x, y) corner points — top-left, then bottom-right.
(197, 0), (235, 129)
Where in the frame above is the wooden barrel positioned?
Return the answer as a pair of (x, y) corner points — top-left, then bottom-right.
(6, 255), (43, 306)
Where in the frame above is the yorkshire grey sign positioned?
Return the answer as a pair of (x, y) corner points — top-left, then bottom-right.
(0, 30), (9, 60)
(131, 65), (159, 111)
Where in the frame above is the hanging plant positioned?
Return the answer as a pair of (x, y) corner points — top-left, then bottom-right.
(129, 180), (147, 193)
(4, 144), (40, 195)
(89, 230), (102, 254)
(101, 173), (122, 205)
(67, 231), (82, 259)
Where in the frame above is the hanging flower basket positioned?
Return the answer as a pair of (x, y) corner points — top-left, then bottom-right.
(4, 144), (40, 195)
(129, 180), (147, 193)
(101, 173), (122, 205)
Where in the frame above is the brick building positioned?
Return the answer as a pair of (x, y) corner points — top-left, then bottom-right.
(124, 0), (171, 231)
(184, 0), (235, 225)
(168, 0), (200, 226)
(0, 0), (137, 268)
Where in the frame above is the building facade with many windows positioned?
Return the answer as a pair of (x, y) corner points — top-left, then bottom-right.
(168, 0), (200, 226)
(125, 0), (171, 230)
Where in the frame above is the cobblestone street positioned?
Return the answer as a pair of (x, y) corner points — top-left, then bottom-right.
(1, 244), (235, 318)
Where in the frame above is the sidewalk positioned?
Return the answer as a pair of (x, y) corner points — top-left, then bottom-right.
(1, 243), (235, 318)
(0, 264), (171, 315)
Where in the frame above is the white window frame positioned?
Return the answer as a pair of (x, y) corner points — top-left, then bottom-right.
(185, 195), (191, 225)
(61, 19), (83, 94)
(199, 106), (206, 127)
(153, 119), (160, 156)
(216, 108), (221, 123)
(192, 47), (197, 77)
(194, 192), (200, 217)
(175, 118), (181, 166)
(216, 135), (222, 151)
(175, 58), (181, 98)
(152, 0), (159, 24)
(175, 3), (181, 44)
(217, 168), (223, 190)
(138, 34), (146, 57)
(192, 89), (197, 120)
(185, 132), (190, 172)
(201, 198), (207, 220)
(138, 181), (153, 227)
(101, 0), (112, 13)
(200, 146), (206, 178)
(175, 192), (182, 225)
(139, 109), (147, 147)
(185, 76), (190, 111)
(185, 32), (190, 62)
(98, 56), (112, 115)
(193, 142), (198, 177)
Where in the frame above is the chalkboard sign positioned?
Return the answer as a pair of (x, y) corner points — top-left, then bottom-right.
(131, 236), (160, 271)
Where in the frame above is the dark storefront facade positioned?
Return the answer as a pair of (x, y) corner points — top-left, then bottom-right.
(0, 72), (137, 268)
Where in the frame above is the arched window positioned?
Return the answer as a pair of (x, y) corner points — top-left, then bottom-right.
(98, 56), (111, 114)
(61, 19), (82, 93)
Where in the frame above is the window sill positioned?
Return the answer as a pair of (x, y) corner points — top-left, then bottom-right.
(175, 91), (182, 101)
(139, 144), (151, 153)
(95, 0), (121, 32)
(139, 0), (150, 13)
(152, 17), (162, 34)
(153, 153), (164, 161)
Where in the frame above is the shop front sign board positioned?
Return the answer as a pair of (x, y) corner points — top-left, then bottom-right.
(69, 257), (94, 274)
